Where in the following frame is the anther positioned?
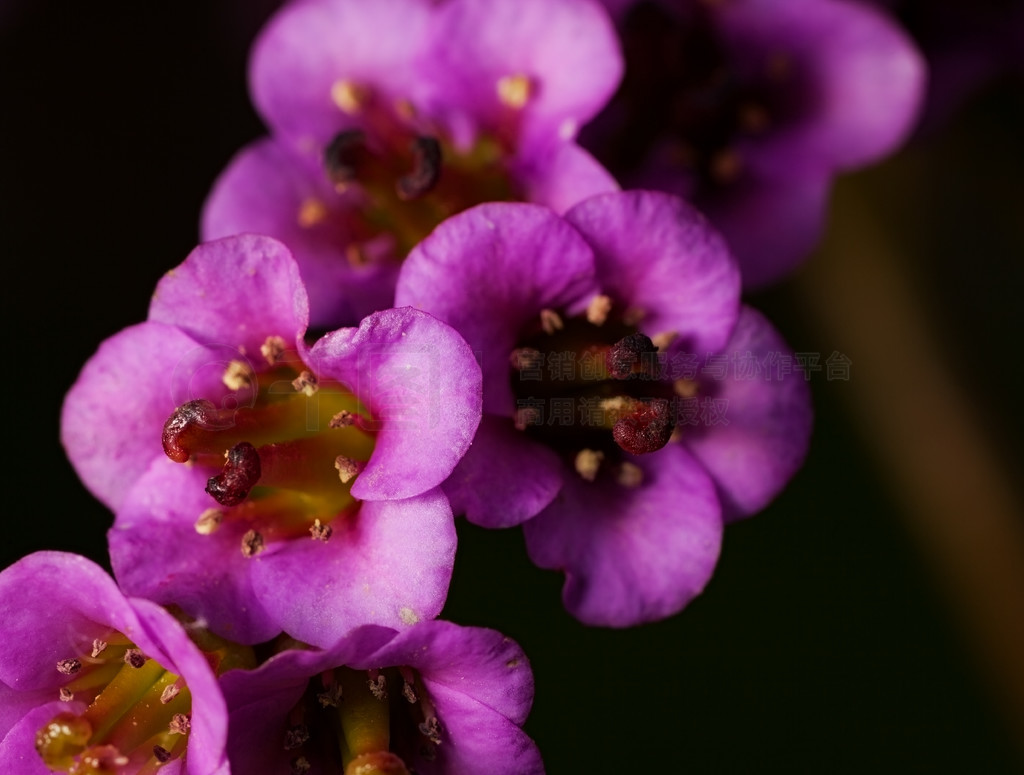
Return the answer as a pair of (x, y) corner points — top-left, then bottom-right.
(496, 73), (533, 109)
(396, 135), (442, 201)
(623, 306), (646, 326)
(153, 745), (172, 763)
(298, 198), (328, 228)
(334, 456), (363, 484)
(261, 335), (288, 366)
(368, 672), (388, 700)
(651, 331), (678, 351)
(710, 148), (742, 184)
(612, 399), (675, 455)
(329, 410), (355, 428)
(241, 530), (266, 558)
(617, 462), (644, 488)
(324, 129), (368, 187)
(606, 333), (658, 380)
(123, 649), (147, 668)
(291, 371), (319, 396)
(290, 756), (312, 775)
(169, 714), (191, 735)
(586, 295), (613, 326)
(509, 348), (542, 372)
(540, 309), (564, 335)
(283, 724), (310, 751)
(56, 658), (82, 676)
(206, 442), (262, 506)
(330, 80), (368, 114)
(194, 508), (224, 535)
(91, 639), (108, 658)
(673, 379), (699, 398)
(574, 449), (604, 482)
(161, 680), (183, 705)
(163, 399), (221, 463)
(418, 716), (442, 745)
(222, 360), (254, 391)
(309, 519), (333, 542)
(59, 687), (74, 702)
(317, 684), (343, 708)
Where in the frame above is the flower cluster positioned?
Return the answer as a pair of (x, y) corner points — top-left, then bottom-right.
(6, 0), (925, 772)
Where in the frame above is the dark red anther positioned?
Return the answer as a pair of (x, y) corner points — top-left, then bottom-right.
(205, 442), (262, 506)
(163, 399), (218, 463)
(612, 399), (674, 455)
(396, 135), (442, 200)
(324, 129), (368, 185)
(606, 333), (659, 380)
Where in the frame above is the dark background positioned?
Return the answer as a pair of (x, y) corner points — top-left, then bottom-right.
(3, 2), (1023, 772)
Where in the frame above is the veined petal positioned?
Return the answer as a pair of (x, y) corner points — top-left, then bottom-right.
(681, 306), (813, 520)
(250, 488), (456, 648)
(524, 444), (722, 627)
(565, 190), (741, 354)
(148, 234), (309, 356)
(309, 307), (482, 501)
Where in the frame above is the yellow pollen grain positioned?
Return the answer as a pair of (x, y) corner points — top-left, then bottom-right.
(260, 335), (287, 366)
(330, 79), (368, 114)
(223, 360), (254, 391)
(574, 449), (604, 482)
(496, 73), (533, 109)
(617, 462), (644, 488)
(297, 197), (328, 228)
(586, 295), (613, 326)
(399, 607), (419, 625)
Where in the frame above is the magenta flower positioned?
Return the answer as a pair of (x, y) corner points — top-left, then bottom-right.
(61, 234), (482, 647)
(219, 620), (542, 775)
(0, 552), (229, 775)
(581, 0), (926, 286)
(395, 192), (812, 626)
(202, 0), (623, 327)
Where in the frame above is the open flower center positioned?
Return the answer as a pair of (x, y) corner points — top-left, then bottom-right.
(510, 298), (684, 485)
(587, 1), (807, 191)
(161, 339), (376, 553)
(36, 633), (192, 774)
(277, 665), (442, 775)
(315, 81), (519, 257)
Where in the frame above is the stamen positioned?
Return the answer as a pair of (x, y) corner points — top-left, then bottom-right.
(160, 679), (184, 705)
(334, 456), (363, 484)
(612, 399), (675, 455)
(283, 724), (310, 751)
(317, 683), (343, 708)
(418, 716), (442, 745)
(710, 148), (742, 183)
(57, 658), (82, 676)
(194, 508), (224, 535)
(241, 530), (266, 558)
(324, 129), (368, 187)
(330, 80), (369, 114)
(651, 331), (678, 351)
(540, 309), (564, 334)
(617, 462), (644, 488)
(673, 379), (699, 398)
(514, 407), (541, 430)
(496, 73), (533, 109)
(368, 671), (388, 701)
(623, 306), (646, 326)
(402, 681), (418, 704)
(123, 649), (147, 669)
(291, 371), (319, 396)
(168, 714), (191, 735)
(222, 359), (254, 391)
(309, 519), (333, 542)
(59, 687), (74, 702)
(574, 449), (604, 482)
(329, 410), (355, 428)
(206, 442), (262, 506)
(261, 335), (288, 366)
(153, 745), (172, 763)
(586, 295), (613, 326)
(396, 135), (442, 201)
(291, 756), (312, 775)
(91, 639), (108, 658)
(606, 333), (658, 379)
(509, 347), (542, 372)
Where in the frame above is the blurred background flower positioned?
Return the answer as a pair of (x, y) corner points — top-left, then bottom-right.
(2, 0), (1023, 771)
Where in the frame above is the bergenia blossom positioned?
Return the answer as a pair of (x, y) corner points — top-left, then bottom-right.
(581, 0), (926, 286)
(219, 620), (542, 775)
(203, 0), (623, 327)
(61, 234), (482, 647)
(395, 192), (812, 626)
(0, 552), (230, 775)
